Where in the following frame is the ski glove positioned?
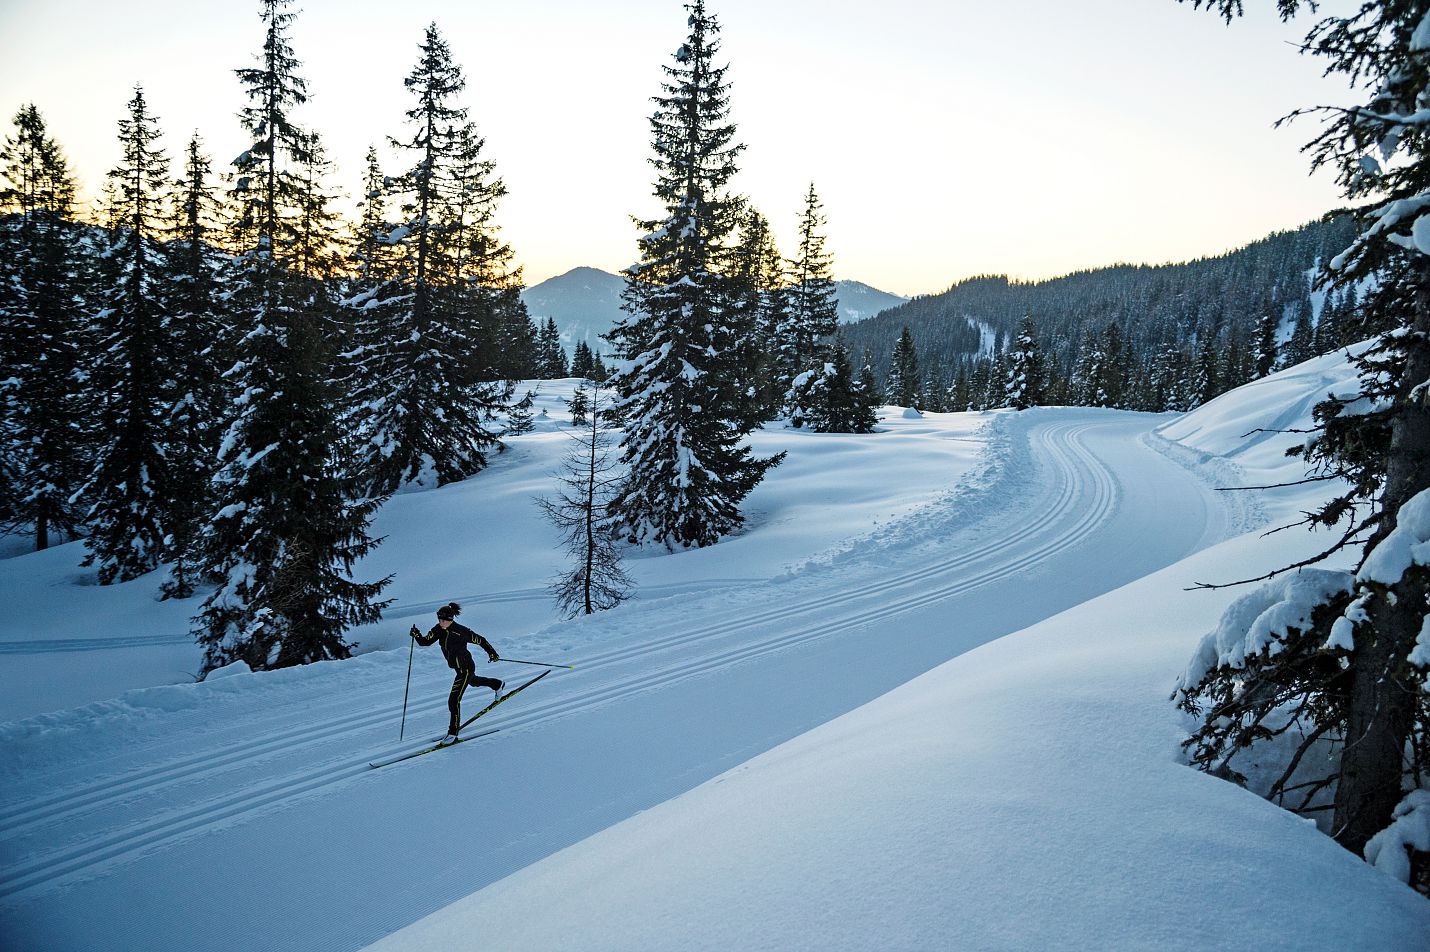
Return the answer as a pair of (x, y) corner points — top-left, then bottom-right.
(409, 625), (421, 639)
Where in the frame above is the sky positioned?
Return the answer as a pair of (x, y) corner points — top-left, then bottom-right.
(0, 0), (1357, 296)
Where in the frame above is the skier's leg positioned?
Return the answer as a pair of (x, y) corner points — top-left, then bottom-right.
(447, 668), (469, 735)
(466, 664), (501, 692)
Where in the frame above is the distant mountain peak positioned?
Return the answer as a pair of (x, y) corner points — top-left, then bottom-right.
(521, 268), (908, 349)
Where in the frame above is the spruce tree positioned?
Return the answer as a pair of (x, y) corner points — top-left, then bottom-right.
(194, 0), (390, 673)
(537, 317), (568, 377)
(82, 86), (178, 584)
(1002, 314), (1045, 410)
(450, 119), (528, 386)
(160, 133), (230, 598)
(857, 353), (882, 409)
(1178, 0), (1430, 887)
(776, 184), (839, 411)
(1095, 320), (1126, 407)
(343, 23), (514, 496)
(606, 0), (782, 549)
(786, 339), (875, 433)
(886, 326), (921, 407)
(1254, 295), (1280, 378)
(570, 340), (596, 380)
(0, 105), (91, 551)
(727, 205), (785, 426)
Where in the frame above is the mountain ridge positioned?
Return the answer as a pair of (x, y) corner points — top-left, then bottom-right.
(520, 267), (908, 351)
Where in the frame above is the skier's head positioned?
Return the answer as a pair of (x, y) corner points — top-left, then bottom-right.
(437, 602), (462, 624)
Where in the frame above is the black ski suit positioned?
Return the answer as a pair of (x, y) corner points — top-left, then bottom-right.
(414, 621), (501, 734)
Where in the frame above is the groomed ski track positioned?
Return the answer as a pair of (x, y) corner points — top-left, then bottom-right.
(0, 409), (1232, 952)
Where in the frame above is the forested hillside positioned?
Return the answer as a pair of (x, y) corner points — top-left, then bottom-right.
(842, 216), (1363, 412)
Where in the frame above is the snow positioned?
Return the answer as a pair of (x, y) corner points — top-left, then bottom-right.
(3, 360), (1429, 951)
(1366, 790), (1430, 884)
(1359, 486), (1430, 586)
(1176, 568), (1355, 693)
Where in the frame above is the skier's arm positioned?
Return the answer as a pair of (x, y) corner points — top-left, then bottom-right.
(412, 624), (439, 647)
(470, 632), (499, 663)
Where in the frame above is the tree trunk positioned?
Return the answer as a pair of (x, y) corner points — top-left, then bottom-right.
(1333, 267), (1430, 855)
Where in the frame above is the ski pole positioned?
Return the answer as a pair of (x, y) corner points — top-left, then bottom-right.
(498, 658), (574, 669)
(399, 626), (417, 740)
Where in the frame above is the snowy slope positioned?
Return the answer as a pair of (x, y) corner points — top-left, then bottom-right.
(359, 352), (1429, 952)
(4, 353), (1425, 952)
(0, 383), (983, 721)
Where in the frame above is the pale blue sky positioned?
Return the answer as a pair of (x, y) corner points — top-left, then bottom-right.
(0, 0), (1354, 295)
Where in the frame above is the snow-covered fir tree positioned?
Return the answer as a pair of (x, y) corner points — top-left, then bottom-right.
(885, 326), (920, 407)
(1253, 294), (1280, 378)
(1002, 314), (1045, 410)
(449, 119), (532, 384)
(343, 23), (515, 496)
(159, 133), (230, 599)
(787, 338), (878, 433)
(857, 353), (882, 409)
(1177, 0), (1430, 892)
(606, 0), (782, 549)
(536, 317), (568, 378)
(776, 184), (839, 413)
(538, 380), (634, 617)
(194, 0), (390, 673)
(570, 340), (597, 380)
(0, 105), (91, 551)
(726, 205), (785, 427)
(81, 86), (179, 584)
(506, 388), (537, 436)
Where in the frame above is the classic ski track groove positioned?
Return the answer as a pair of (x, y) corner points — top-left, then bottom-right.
(0, 419), (1066, 826)
(0, 419), (1126, 901)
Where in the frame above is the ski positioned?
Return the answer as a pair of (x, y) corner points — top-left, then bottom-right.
(367, 669), (552, 769)
(369, 727), (501, 769)
(457, 669), (551, 731)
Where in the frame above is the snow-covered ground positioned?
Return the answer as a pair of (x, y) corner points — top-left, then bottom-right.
(0, 380), (983, 721)
(2, 356), (1427, 951)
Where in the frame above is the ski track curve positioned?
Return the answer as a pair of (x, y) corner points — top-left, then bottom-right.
(0, 414), (1184, 906)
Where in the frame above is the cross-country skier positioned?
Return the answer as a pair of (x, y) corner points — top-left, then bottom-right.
(411, 602), (503, 743)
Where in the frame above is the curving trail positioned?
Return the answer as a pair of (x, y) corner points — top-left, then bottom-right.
(0, 409), (1229, 952)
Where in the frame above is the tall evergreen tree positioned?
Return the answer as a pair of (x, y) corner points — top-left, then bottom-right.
(0, 105), (91, 551)
(885, 326), (921, 407)
(1178, 0), (1430, 890)
(195, 0), (390, 673)
(776, 183), (839, 409)
(1002, 314), (1045, 410)
(342, 23), (515, 495)
(450, 118), (529, 385)
(160, 132), (230, 599)
(570, 339), (596, 380)
(1254, 295), (1280, 378)
(537, 317), (568, 377)
(1095, 320), (1126, 407)
(82, 86), (178, 584)
(726, 205), (785, 426)
(606, 0), (782, 549)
